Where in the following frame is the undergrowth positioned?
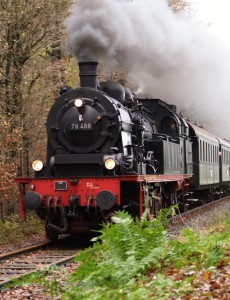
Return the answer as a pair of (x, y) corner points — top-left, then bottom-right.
(16, 208), (230, 299)
(61, 210), (229, 300)
(0, 213), (44, 244)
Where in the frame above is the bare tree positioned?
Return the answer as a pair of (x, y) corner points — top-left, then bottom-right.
(0, 0), (73, 214)
(0, 0), (73, 185)
(0, 0), (70, 116)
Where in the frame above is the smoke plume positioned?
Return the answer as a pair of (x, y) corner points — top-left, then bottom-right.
(65, 0), (230, 138)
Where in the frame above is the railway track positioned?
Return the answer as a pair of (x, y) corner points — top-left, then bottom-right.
(180, 196), (229, 219)
(169, 196), (230, 234)
(0, 241), (79, 288)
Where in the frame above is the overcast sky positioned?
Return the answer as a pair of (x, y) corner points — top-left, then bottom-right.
(190, 0), (230, 47)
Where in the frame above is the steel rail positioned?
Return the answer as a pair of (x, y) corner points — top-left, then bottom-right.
(174, 196), (230, 221)
(0, 241), (51, 260)
(0, 243), (79, 288)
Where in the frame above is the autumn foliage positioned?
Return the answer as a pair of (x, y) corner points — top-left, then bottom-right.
(0, 115), (22, 219)
(0, 0), (72, 218)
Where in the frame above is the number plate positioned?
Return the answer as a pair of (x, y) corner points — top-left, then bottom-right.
(70, 122), (93, 131)
(54, 181), (67, 190)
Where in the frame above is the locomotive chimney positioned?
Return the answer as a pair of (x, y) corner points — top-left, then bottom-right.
(78, 61), (98, 89)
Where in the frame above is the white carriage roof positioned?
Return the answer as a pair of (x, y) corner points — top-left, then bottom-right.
(187, 121), (219, 144)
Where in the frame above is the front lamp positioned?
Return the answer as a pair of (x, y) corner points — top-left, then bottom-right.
(32, 160), (43, 172)
(74, 98), (84, 108)
(105, 158), (116, 170)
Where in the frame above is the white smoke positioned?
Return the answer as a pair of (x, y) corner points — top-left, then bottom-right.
(65, 0), (230, 139)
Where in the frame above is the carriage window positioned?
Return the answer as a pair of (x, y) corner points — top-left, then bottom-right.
(199, 140), (202, 161)
(211, 145), (214, 164)
(204, 143), (206, 162)
(203, 142), (205, 162)
(213, 145), (215, 163)
(209, 144), (211, 163)
(210, 145), (212, 163)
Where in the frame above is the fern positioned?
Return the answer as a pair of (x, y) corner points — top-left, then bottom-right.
(17, 211), (230, 299)
(166, 222), (230, 269)
(64, 210), (168, 299)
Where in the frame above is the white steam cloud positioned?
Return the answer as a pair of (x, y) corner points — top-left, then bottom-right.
(65, 0), (230, 138)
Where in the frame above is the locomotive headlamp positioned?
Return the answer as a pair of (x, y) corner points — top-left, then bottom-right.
(74, 98), (84, 108)
(105, 158), (116, 170)
(32, 160), (43, 172)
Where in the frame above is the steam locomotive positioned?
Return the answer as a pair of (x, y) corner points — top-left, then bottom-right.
(16, 62), (230, 241)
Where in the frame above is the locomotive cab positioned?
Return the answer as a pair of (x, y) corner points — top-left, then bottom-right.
(138, 98), (193, 175)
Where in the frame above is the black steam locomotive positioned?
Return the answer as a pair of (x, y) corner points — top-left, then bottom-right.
(16, 62), (230, 241)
